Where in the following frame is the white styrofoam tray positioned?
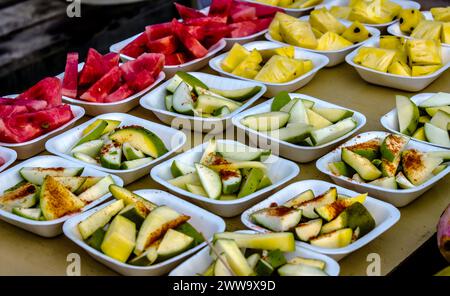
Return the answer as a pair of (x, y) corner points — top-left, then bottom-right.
(0, 146), (17, 173)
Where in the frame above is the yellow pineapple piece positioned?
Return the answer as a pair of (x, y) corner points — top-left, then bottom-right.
(310, 7), (346, 34)
(349, 0), (400, 24)
(292, 59), (314, 78)
(353, 47), (396, 72)
(379, 35), (407, 63)
(260, 46), (295, 62)
(289, 0), (323, 9)
(398, 9), (424, 34)
(232, 50), (262, 79)
(411, 20), (443, 41)
(302, 60), (314, 72)
(411, 65), (442, 76)
(268, 12), (299, 42)
(316, 32), (353, 50)
(279, 18), (318, 49)
(257, 0), (280, 5)
(254, 55), (303, 83)
(406, 39), (442, 66)
(312, 27), (324, 38)
(431, 7), (450, 22)
(330, 6), (352, 19)
(388, 60), (411, 76)
(221, 44), (250, 73)
(442, 22), (450, 44)
(278, 0), (293, 7)
(341, 21), (372, 43)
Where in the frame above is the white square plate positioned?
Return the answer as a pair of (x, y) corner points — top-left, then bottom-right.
(0, 155), (123, 237)
(0, 146), (17, 173)
(45, 113), (186, 185)
(139, 72), (266, 134)
(316, 131), (450, 207)
(232, 94), (366, 163)
(63, 189), (226, 276)
(151, 139), (300, 217)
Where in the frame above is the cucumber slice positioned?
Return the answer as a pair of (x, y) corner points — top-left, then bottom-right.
(101, 215), (136, 263)
(311, 107), (354, 123)
(122, 142), (145, 161)
(296, 187), (337, 219)
(327, 161), (355, 177)
(19, 167), (84, 185)
(279, 99), (297, 112)
(195, 95), (242, 114)
(171, 160), (196, 178)
(99, 142), (122, 169)
(109, 185), (157, 211)
(166, 72), (208, 93)
(216, 142), (270, 161)
(186, 184), (208, 197)
(213, 232), (295, 252)
(172, 82), (195, 115)
(424, 123), (450, 147)
(77, 175), (115, 203)
(195, 163), (222, 199)
(165, 95), (174, 111)
(121, 157), (153, 170)
(288, 99), (309, 124)
(310, 118), (357, 146)
(278, 264), (328, 276)
(257, 175), (272, 190)
(396, 95), (419, 136)
(175, 222), (204, 246)
(255, 258), (274, 276)
(418, 92), (450, 108)
(212, 106), (231, 117)
(75, 120), (108, 147)
(12, 207), (42, 220)
(168, 172), (201, 189)
(209, 86), (262, 101)
(241, 112), (290, 131)
(267, 123), (312, 144)
(156, 229), (194, 262)
(271, 91), (291, 111)
(78, 199), (124, 240)
(73, 152), (99, 165)
(74, 177), (102, 195)
(4, 180), (27, 193)
(425, 106), (450, 117)
(71, 140), (104, 157)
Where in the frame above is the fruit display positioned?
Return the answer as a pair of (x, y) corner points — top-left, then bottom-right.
(0, 167), (115, 221)
(327, 133), (449, 189)
(220, 43), (314, 82)
(61, 49), (164, 103)
(69, 119), (168, 170)
(0, 77), (75, 143)
(162, 71), (261, 117)
(77, 185), (204, 265)
(328, 0), (403, 24)
(394, 93), (450, 148)
(199, 232), (329, 276)
(269, 11), (373, 51)
(120, 0), (281, 63)
(250, 186), (375, 248)
(167, 139), (273, 200)
(437, 203), (450, 262)
(353, 36), (443, 76)
(252, 0), (323, 9)
(240, 92), (357, 146)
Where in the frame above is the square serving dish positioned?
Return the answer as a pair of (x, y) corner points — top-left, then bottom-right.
(169, 230), (340, 275)
(0, 96), (85, 159)
(56, 62), (165, 116)
(380, 92), (449, 149)
(265, 16), (380, 67)
(209, 41), (329, 97)
(316, 131), (450, 207)
(232, 93), (366, 163)
(241, 180), (400, 261)
(150, 139), (300, 217)
(63, 189), (226, 276)
(345, 37), (450, 91)
(139, 72), (266, 134)
(0, 146), (17, 173)
(0, 155), (123, 237)
(45, 113), (186, 185)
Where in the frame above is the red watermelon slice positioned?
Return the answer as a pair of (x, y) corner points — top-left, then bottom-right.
(62, 52), (79, 99)
(145, 22), (172, 41)
(79, 48), (107, 86)
(120, 33), (148, 59)
(184, 16), (226, 26)
(229, 21), (257, 37)
(165, 52), (188, 65)
(171, 19), (208, 59)
(0, 105), (28, 117)
(186, 26), (206, 42)
(148, 35), (178, 55)
(104, 84), (133, 103)
(231, 6), (257, 22)
(120, 53), (164, 91)
(16, 77), (62, 107)
(255, 17), (272, 31)
(103, 52), (120, 71)
(80, 66), (122, 102)
(0, 98), (48, 112)
(208, 0), (232, 23)
(235, 1), (283, 17)
(175, 3), (206, 20)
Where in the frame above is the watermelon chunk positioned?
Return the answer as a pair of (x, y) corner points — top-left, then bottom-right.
(0, 98), (47, 112)
(120, 53), (164, 92)
(165, 52), (188, 65)
(0, 105), (28, 117)
(16, 77), (62, 107)
(145, 22), (172, 41)
(147, 35), (178, 55)
(236, 1), (283, 17)
(79, 48), (107, 86)
(120, 33), (148, 59)
(104, 84), (133, 103)
(255, 17), (272, 32)
(231, 6), (257, 22)
(208, 0), (232, 23)
(175, 3), (206, 20)
(185, 16), (226, 27)
(80, 66), (122, 102)
(103, 52), (120, 71)
(186, 26), (206, 42)
(171, 19), (208, 59)
(229, 21), (257, 38)
(62, 52), (79, 99)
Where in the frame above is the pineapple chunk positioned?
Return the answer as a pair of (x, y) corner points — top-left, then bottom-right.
(388, 60), (411, 76)
(260, 46), (295, 62)
(289, 0), (323, 9)
(257, 0), (280, 5)
(341, 21), (372, 43)
(431, 7), (450, 22)
(379, 35), (407, 64)
(411, 65), (442, 76)
(232, 50), (262, 79)
(330, 6), (352, 19)
(221, 44), (251, 73)
(316, 32), (353, 50)
(349, 0), (400, 24)
(310, 7), (346, 34)
(411, 21), (443, 41)
(279, 18), (318, 49)
(254, 56), (304, 83)
(278, 0), (293, 7)
(406, 39), (442, 66)
(441, 23), (450, 44)
(302, 60), (314, 72)
(312, 27), (323, 38)
(353, 47), (396, 72)
(398, 9), (424, 34)
(269, 12), (303, 42)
